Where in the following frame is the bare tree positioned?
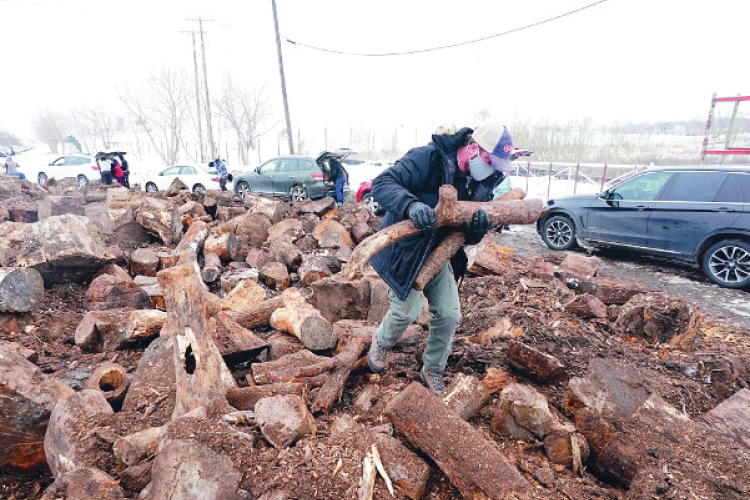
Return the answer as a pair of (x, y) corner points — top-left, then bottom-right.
(71, 105), (118, 153)
(119, 67), (191, 165)
(214, 76), (275, 165)
(32, 108), (71, 154)
(0, 130), (20, 147)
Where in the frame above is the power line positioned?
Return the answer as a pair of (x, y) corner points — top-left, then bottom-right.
(286, 0), (614, 57)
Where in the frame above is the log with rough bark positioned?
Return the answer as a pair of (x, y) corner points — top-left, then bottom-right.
(174, 219), (209, 253)
(210, 311), (269, 365)
(267, 238), (303, 270)
(251, 349), (329, 385)
(260, 262), (290, 290)
(298, 256), (333, 286)
(75, 309), (132, 352)
(226, 383), (309, 410)
(0, 341), (74, 471)
(575, 277), (648, 305)
(347, 184), (543, 279)
(84, 266), (152, 311)
(559, 253), (602, 279)
(386, 382), (533, 499)
(225, 288), (305, 330)
(201, 252), (222, 283)
(0, 267), (44, 312)
(351, 221), (374, 244)
(130, 248), (159, 277)
(123, 309), (166, 343)
(466, 241), (515, 276)
(157, 264), (236, 418)
(204, 231), (239, 262)
(311, 275), (371, 323)
(244, 193), (288, 223)
(441, 373), (491, 420)
(136, 197), (182, 245)
(507, 340), (567, 383)
(414, 232), (465, 291)
(270, 301), (336, 351)
(564, 293), (608, 319)
(701, 388), (750, 449)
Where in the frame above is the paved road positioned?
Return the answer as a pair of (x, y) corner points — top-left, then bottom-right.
(495, 225), (750, 329)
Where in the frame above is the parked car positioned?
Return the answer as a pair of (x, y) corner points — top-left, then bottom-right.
(356, 180), (385, 215)
(233, 153), (349, 202)
(36, 154), (101, 187)
(142, 164), (219, 193)
(536, 166), (750, 288)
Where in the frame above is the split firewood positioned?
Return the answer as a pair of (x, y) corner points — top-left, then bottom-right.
(386, 382), (532, 498)
(270, 301), (336, 351)
(255, 394), (317, 448)
(507, 340), (567, 383)
(358, 449), (377, 500)
(226, 288), (306, 330)
(204, 231), (239, 262)
(441, 372), (491, 420)
(157, 263), (236, 419)
(174, 219), (209, 253)
(220, 278), (267, 311)
(85, 362), (130, 407)
(347, 184), (543, 279)
(201, 252), (222, 283)
(0, 267), (44, 312)
(209, 311), (269, 365)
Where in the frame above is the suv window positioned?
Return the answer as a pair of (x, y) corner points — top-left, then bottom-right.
(276, 159), (297, 173)
(728, 173), (750, 203)
(610, 172), (672, 201)
(297, 159), (315, 172)
(661, 172), (728, 202)
(714, 173), (750, 203)
(259, 160), (277, 175)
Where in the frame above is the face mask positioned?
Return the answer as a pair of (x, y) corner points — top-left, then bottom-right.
(468, 155), (495, 181)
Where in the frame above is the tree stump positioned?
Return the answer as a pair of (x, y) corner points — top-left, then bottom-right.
(615, 293), (701, 350)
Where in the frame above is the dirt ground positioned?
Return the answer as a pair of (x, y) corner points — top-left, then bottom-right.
(1, 202), (749, 499)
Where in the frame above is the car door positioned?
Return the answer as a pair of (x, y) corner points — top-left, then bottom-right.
(255, 159), (278, 194)
(48, 157), (66, 178)
(157, 166), (182, 190)
(63, 156), (88, 179)
(646, 171), (738, 257)
(297, 157), (325, 197)
(268, 158), (298, 196)
(179, 166), (198, 188)
(585, 171), (673, 247)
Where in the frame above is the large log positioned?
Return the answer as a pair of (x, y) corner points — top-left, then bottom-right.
(414, 231), (465, 291)
(0, 341), (74, 471)
(157, 264), (236, 419)
(174, 219), (209, 253)
(210, 311), (269, 365)
(386, 382), (532, 499)
(0, 267), (44, 312)
(0, 214), (117, 284)
(270, 302), (336, 351)
(136, 197), (182, 245)
(347, 184), (543, 279)
(225, 288), (305, 330)
(701, 388), (750, 449)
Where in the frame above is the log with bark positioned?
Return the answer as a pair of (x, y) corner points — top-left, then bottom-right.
(507, 340), (567, 383)
(174, 219), (209, 253)
(225, 288), (306, 330)
(201, 252), (222, 283)
(157, 263), (236, 418)
(270, 301), (336, 351)
(346, 184), (543, 279)
(85, 362), (130, 408)
(209, 311), (269, 365)
(386, 382), (533, 499)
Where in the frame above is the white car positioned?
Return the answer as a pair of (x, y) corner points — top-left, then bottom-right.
(35, 154), (102, 187)
(142, 164), (220, 193)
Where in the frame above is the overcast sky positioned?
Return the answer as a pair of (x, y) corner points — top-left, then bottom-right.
(1, 0), (748, 142)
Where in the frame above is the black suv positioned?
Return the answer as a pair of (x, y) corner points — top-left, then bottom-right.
(537, 167), (750, 288)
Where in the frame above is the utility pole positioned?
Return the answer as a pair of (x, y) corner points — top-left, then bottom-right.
(271, 0), (294, 154)
(189, 16), (217, 159)
(181, 29), (205, 163)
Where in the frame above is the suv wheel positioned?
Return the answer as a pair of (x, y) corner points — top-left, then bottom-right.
(290, 185), (309, 202)
(541, 215), (577, 251)
(77, 175), (89, 188)
(192, 183), (205, 193)
(702, 240), (750, 288)
(235, 181), (250, 200)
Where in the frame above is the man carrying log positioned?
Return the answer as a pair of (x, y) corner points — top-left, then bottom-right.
(367, 123), (523, 395)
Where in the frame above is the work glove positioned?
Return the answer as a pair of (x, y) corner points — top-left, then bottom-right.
(407, 201), (436, 232)
(464, 209), (490, 245)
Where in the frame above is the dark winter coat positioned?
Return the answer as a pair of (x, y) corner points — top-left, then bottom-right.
(328, 157), (344, 181)
(370, 127), (502, 301)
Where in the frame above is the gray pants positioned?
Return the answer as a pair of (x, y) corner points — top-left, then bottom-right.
(376, 262), (461, 373)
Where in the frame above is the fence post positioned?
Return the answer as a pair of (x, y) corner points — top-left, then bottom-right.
(573, 162), (580, 195)
(546, 162), (553, 199)
(525, 161), (530, 193)
(599, 163), (608, 192)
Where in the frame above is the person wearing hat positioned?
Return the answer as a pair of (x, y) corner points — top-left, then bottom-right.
(214, 155), (229, 191)
(367, 123), (520, 395)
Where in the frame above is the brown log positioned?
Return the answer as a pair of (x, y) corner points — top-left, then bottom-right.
(84, 269), (152, 312)
(209, 311), (269, 365)
(243, 193), (288, 223)
(347, 184), (543, 279)
(298, 256), (333, 286)
(136, 197), (182, 245)
(225, 288), (304, 330)
(124, 309), (166, 341)
(37, 194), (85, 220)
(615, 293), (701, 350)
(251, 349), (329, 385)
(270, 301), (336, 351)
(133, 276), (166, 310)
(386, 382), (533, 499)
(559, 253), (602, 279)
(226, 383), (308, 410)
(203, 231), (239, 262)
(701, 388), (750, 449)
(221, 278), (267, 311)
(466, 241), (514, 276)
(260, 262), (290, 290)
(157, 264), (235, 419)
(174, 219), (209, 253)
(441, 372), (491, 420)
(414, 231), (464, 291)
(564, 293), (608, 319)
(40, 467), (125, 500)
(311, 323), (374, 414)
(507, 340), (567, 383)
(543, 427), (590, 470)
(130, 248), (159, 277)
(120, 336), (176, 426)
(313, 218), (354, 248)
(112, 426), (162, 467)
(298, 196), (335, 216)
(85, 362), (130, 407)
(576, 277), (648, 305)
(267, 238), (303, 270)
(75, 309), (133, 352)
(351, 221), (374, 244)
(0, 267), (44, 312)
(0, 341), (74, 471)
(311, 275), (371, 323)
(201, 252), (222, 283)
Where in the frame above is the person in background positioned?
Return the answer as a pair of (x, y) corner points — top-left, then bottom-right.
(215, 155), (228, 191)
(3, 155), (25, 179)
(112, 160), (126, 187)
(328, 156), (346, 205)
(367, 123), (522, 395)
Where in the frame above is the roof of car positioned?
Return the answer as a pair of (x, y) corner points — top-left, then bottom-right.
(643, 165), (750, 173)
